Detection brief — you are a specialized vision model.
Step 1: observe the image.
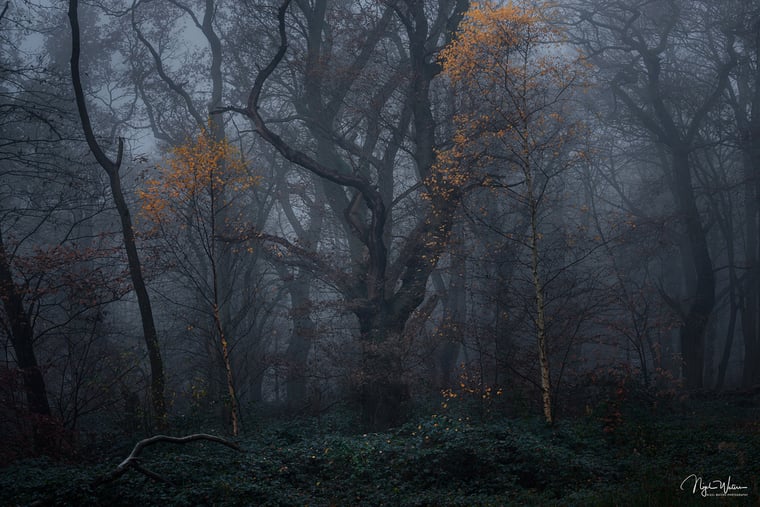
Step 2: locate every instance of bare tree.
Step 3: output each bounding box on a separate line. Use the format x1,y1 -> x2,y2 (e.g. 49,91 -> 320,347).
68,0 -> 167,426
568,0 -> 737,389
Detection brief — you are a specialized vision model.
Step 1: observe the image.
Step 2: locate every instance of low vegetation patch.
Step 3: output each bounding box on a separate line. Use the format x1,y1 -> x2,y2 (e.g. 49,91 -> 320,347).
2,400 -> 758,506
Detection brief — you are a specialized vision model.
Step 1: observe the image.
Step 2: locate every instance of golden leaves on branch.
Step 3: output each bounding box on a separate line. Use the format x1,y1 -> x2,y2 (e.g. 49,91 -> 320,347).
439,1 -> 550,87
138,126 -> 258,235
429,0 -> 588,199
427,2 -> 546,200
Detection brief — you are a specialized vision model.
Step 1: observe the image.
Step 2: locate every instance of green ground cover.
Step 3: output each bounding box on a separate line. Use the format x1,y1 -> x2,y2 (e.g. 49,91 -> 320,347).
2,400 -> 758,506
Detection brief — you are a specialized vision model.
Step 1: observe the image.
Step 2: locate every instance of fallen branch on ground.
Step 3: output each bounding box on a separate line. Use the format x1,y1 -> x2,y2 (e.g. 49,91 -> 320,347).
91,433 -> 240,488
29,434 -> 240,506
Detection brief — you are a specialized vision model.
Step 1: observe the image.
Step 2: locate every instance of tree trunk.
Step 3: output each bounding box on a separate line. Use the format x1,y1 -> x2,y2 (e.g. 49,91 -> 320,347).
284,278 -> 315,409
0,252 -> 49,419
741,55 -> 760,387
432,266 -> 464,390
107,169 -> 168,426
447,229 -> 467,388
212,304 -> 239,436
208,167 -> 240,436
69,0 -> 166,426
356,311 -> 409,431
672,148 -> 716,390
716,277 -> 739,389
239,0 -> 467,430
741,204 -> 760,386
0,234 -> 52,451
526,170 -> 553,425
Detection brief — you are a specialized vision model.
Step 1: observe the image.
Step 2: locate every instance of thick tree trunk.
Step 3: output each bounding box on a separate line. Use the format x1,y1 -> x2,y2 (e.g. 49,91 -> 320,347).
356,311 -> 410,431
672,149 -> 716,390
284,279 -> 315,409
716,284 -> 738,390
432,264 -> 464,390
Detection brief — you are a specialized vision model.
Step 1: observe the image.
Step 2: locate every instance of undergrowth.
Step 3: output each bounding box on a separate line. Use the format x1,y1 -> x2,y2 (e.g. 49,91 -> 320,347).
1,399 -> 758,506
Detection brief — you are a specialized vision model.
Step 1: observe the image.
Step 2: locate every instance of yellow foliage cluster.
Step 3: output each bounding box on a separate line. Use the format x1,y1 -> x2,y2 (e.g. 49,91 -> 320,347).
439,1 -> 551,87
429,2 -> 547,199
138,128 -> 258,231
427,0 -> 587,198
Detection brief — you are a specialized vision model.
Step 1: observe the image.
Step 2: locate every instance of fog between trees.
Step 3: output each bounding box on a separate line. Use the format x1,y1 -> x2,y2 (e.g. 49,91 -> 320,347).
1,0 -> 759,450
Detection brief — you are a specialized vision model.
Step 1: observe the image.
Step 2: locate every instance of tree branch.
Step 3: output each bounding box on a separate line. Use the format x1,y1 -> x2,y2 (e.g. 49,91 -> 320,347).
232,0 -> 389,302
68,0 -> 122,175
91,433 -> 240,488
131,5 -> 206,127
240,0 -> 384,210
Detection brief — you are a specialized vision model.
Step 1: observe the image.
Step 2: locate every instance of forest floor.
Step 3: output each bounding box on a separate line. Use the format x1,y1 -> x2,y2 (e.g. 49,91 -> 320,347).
1,397 -> 758,506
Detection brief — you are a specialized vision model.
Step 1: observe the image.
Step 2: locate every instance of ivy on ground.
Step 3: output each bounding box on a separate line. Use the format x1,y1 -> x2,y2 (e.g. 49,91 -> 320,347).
1,400 -> 758,506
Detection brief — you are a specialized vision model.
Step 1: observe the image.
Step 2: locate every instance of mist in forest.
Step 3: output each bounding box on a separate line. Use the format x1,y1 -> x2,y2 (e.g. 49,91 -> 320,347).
1,0 -> 758,504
